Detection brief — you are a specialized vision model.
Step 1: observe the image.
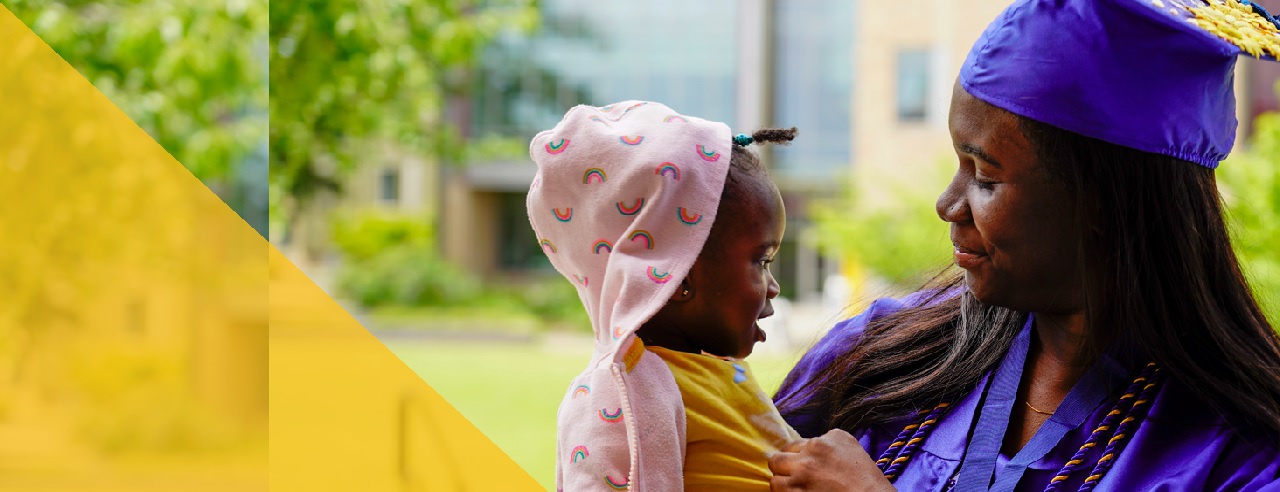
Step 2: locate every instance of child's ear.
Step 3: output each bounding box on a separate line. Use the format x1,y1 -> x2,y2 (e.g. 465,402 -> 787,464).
669,279 -> 693,302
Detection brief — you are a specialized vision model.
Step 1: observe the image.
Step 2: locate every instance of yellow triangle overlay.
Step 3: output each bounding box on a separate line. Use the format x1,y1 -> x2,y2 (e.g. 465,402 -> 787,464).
270,248 -> 541,491
0,5 -> 540,491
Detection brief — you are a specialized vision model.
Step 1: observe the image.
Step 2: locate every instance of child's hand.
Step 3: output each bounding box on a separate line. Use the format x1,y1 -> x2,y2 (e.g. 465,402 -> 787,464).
767,429 -> 895,491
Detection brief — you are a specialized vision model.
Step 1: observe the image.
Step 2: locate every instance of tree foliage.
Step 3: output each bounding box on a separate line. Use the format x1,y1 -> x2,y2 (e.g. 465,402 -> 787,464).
5,0 -> 269,233
1221,109 -> 1280,323
267,0 -> 537,233
813,162 -> 953,289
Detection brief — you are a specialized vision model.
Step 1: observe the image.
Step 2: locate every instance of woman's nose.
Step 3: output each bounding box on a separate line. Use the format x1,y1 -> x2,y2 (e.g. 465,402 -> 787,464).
936,172 -> 970,223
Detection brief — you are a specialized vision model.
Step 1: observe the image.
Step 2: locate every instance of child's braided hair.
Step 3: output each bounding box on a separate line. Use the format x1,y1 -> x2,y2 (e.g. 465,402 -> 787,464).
721,127 -> 797,207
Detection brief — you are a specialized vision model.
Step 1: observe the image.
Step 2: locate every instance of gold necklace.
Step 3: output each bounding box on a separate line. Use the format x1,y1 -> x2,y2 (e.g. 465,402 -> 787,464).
1025,400 -> 1056,415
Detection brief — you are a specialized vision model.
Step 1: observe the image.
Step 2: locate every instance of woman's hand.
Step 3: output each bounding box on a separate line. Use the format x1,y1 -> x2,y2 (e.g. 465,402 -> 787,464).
768,429 -> 895,491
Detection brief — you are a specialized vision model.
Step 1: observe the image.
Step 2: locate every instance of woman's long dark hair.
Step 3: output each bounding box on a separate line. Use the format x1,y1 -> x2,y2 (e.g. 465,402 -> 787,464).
776,116 -> 1280,438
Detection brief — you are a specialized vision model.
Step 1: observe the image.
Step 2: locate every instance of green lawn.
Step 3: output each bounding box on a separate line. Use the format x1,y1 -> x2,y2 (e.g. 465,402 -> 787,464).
386,339 -> 805,490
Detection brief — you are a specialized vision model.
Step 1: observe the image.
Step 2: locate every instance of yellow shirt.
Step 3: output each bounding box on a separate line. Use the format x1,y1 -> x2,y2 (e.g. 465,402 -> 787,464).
647,345 -> 800,491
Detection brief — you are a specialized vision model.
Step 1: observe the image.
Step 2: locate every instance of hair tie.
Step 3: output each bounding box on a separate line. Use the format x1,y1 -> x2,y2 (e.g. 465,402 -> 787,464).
732,134 -> 754,146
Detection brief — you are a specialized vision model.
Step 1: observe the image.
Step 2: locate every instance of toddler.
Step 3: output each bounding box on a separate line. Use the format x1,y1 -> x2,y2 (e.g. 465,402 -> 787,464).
527,101 -> 801,490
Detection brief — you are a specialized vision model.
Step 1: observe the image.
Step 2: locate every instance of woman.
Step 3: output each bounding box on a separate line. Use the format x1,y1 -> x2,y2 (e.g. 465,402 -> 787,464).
769,1 -> 1280,491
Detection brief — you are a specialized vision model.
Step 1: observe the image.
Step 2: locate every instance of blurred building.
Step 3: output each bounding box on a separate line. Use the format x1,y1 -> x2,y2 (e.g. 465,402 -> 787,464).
850,0 -> 1010,209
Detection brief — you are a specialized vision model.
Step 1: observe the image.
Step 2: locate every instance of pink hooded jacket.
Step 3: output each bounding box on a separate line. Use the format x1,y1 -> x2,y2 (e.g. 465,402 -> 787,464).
527,101 -> 732,491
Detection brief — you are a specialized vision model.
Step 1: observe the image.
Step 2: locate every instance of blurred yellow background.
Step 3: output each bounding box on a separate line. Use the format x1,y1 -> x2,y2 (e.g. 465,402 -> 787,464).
0,5 -> 265,489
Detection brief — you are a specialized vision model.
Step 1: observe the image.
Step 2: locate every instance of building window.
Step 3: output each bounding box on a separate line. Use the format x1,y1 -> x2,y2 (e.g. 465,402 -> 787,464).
772,0 -> 854,179
497,192 -> 550,271
897,50 -> 931,122
468,0 -> 739,143
379,168 -> 400,204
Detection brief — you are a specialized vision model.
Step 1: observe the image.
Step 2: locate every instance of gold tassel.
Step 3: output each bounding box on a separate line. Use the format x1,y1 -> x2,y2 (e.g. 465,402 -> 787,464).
1185,0 -> 1280,59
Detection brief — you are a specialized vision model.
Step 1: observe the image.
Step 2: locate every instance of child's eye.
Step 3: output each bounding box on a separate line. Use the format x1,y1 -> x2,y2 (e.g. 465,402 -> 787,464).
759,259 -> 774,269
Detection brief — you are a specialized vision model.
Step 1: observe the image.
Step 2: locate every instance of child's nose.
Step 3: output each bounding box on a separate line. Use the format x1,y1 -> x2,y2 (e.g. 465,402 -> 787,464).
766,271 -> 780,299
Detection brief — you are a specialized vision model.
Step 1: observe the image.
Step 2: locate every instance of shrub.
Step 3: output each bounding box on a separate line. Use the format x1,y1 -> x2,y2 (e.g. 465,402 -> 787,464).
812,160 -> 952,289
336,244 -> 483,307
330,209 -> 433,263
510,277 -> 590,331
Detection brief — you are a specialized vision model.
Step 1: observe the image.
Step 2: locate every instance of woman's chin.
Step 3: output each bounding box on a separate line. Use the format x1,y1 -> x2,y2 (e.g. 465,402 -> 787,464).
963,273 -> 999,306
963,272 -> 981,295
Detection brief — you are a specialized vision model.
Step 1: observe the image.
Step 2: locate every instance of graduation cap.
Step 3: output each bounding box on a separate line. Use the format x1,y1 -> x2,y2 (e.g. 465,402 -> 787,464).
960,0 -> 1280,168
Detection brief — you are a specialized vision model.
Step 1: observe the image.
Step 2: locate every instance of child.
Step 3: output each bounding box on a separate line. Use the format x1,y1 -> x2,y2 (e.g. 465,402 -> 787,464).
527,100 -> 801,491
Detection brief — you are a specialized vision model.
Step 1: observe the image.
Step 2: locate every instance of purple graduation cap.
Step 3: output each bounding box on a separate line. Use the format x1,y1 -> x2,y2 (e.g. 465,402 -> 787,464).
961,0 -> 1280,168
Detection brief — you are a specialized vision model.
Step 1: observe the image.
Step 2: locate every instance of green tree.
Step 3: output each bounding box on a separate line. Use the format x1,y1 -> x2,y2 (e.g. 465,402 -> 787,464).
267,0 -> 536,240
813,163 -> 953,289
1220,109 -> 1280,323
5,0 -> 269,234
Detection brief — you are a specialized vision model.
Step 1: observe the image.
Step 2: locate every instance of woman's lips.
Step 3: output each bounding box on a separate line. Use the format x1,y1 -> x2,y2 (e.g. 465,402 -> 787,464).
953,245 -> 988,269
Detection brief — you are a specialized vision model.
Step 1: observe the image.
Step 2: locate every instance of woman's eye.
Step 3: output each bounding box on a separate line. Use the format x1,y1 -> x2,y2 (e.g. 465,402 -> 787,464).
974,172 -> 998,190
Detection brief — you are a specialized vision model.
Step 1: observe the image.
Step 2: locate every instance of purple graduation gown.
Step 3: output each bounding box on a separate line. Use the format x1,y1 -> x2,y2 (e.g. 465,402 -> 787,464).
775,297 -> 1280,491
